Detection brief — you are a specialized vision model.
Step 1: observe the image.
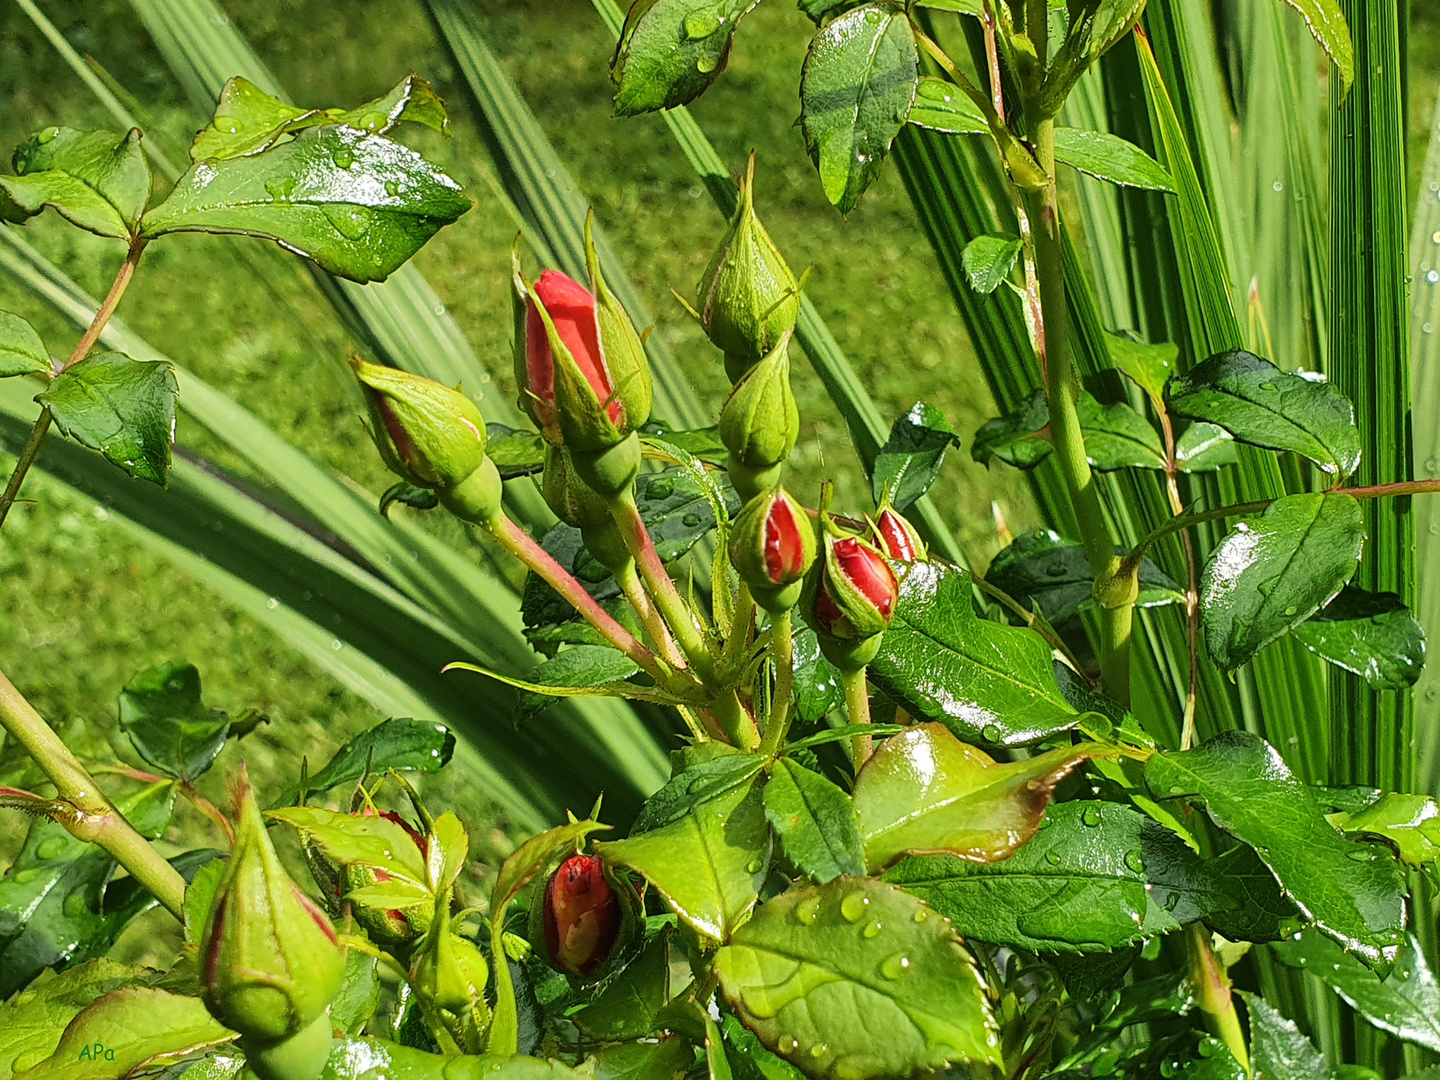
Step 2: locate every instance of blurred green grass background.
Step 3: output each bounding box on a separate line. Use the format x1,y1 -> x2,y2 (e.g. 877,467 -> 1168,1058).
0,0 -> 1437,864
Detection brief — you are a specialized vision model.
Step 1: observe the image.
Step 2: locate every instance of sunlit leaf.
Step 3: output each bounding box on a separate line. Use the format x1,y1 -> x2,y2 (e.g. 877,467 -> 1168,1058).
1292,587 -> 1426,691
763,759 -> 865,883
870,403 -> 959,510
0,310 -> 50,377
117,661 -> 229,781
611,0 -> 760,116
37,352 -> 178,485
0,127 -> 150,239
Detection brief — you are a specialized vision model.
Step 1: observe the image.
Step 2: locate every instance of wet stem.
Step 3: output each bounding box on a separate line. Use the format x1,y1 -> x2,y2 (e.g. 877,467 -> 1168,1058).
0,235 -> 148,533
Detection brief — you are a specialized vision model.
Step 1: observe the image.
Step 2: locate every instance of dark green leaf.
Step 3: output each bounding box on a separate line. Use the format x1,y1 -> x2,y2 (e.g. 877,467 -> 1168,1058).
790,627 -> 842,724
1292,587 -> 1426,691
1105,331 -> 1177,400
971,389 -> 1052,469
274,716 -> 456,806
1238,991 -> 1335,1080
1048,948 -> 1140,1001
640,421 -> 728,466
960,235 -> 1021,295
1272,932 -> 1439,1053
1201,844 -> 1299,943
379,481 -> 440,517
714,878 -> 999,1076
1076,393 -> 1166,470
1174,422 -> 1238,473
191,75 -> 448,162
598,760 -> 768,941
0,310 -> 49,378
853,724 -> 1110,870
1330,794 -> 1440,873
141,125 -> 470,284
763,759 -> 866,883
871,403 -> 959,510
486,424 -> 547,479
591,1037 -> 696,1080
1146,732 -> 1407,968
800,3 -> 919,214
0,127 -> 150,238
117,662 -> 228,781
572,930 -> 672,1040
1200,493 -> 1366,670
610,0 -> 758,116
1165,350 -> 1362,478
906,76 -> 986,135
516,646 -> 641,722
1053,128 -> 1174,191
884,800 -> 1236,953
987,529 -> 1183,623
867,560 -> 1082,745
37,352 -> 178,485
721,1012 -> 803,1080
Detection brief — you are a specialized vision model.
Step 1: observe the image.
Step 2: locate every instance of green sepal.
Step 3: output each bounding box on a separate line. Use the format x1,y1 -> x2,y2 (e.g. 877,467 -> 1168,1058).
572,432 -> 642,500
543,443 -> 632,574
511,240 -> 559,444
719,331 -> 798,498
350,356 -> 488,492
728,487 -> 816,614
585,211 -> 653,433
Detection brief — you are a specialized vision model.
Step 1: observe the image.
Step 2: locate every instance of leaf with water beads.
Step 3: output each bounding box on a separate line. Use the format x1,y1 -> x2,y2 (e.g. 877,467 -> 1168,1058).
611,0 -> 761,116
714,877 -> 999,1079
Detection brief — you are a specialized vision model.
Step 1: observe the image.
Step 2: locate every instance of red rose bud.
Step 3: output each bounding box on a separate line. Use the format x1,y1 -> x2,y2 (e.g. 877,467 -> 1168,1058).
801,524 -> 899,670
543,854 -> 621,975
719,331 -> 799,502
350,356 -> 501,527
512,216 -> 652,459
200,774 -> 344,1080
696,153 -> 800,382
729,487 -> 816,613
873,506 -> 926,563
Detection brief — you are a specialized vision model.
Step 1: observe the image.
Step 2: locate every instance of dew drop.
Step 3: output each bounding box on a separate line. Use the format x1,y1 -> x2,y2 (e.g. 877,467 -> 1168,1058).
809,1044 -> 828,1059
264,175 -> 297,202
333,148 -> 356,169
12,868 -> 40,884
36,126 -> 59,144
63,890 -> 89,917
384,180 -> 400,197
796,895 -> 822,925
683,10 -> 721,39
324,204 -> 374,241
1081,804 -> 1103,827
840,891 -> 870,923
1123,849 -> 1145,874
913,908 -> 928,923
1044,851 -> 1062,866
981,724 -> 1002,743
696,55 -> 719,74
863,919 -> 883,939
645,477 -> 675,500
880,953 -> 910,978
746,858 -> 764,874
683,512 -> 703,528
267,596 -> 280,610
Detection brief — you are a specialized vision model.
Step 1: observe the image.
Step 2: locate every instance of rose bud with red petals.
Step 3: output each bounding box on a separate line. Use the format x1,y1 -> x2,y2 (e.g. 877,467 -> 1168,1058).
873,505 -> 927,563
729,487 -> 816,613
802,515 -> 899,671
542,854 -> 622,976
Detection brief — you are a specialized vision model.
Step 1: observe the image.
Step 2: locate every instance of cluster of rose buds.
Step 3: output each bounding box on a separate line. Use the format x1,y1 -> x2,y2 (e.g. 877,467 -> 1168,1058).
199,779 -> 345,1080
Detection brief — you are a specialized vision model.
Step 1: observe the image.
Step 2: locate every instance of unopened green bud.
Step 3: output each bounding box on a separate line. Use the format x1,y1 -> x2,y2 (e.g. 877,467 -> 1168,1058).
729,488 -> 816,613
543,444 -> 632,573
696,153 -> 799,381
351,356 -> 501,526
412,931 -> 490,1015
719,331 -> 799,502
572,431 -> 642,501
200,774 -> 344,1077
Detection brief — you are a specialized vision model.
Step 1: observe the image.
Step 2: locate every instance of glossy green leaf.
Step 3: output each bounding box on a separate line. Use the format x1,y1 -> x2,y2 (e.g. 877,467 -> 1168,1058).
714,877 -> 1000,1077
591,1038 -> 695,1080
141,125 -> 469,284
1164,350 -> 1362,477
884,801 -> 1237,953
1200,493 -> 1366,670
0,310 -> 49,377
182,858 -> 226,946
800,3 -> 919,214
720,1012 -> 803,1080
1272,932 -> 1439,1053
572,930 -> 672,1040
853,724 -> 1111,870
597,762 -> 768,940
332,948 -> 381,1036
0,960 -> 157,1080
960,235 -> 1021,295
191,74 -> 448,161
1330,794 -> 1440,873
870,403 -> 959,511
985,529 -> 1183,623
632,755 -> 766,833
1292,587 -> 1426,690
1237,992 -> 1335,1080
486,424 -> 547,479
867,561 -> 1081,745
640,422 -> 727,467
0,127 -> 149,238
1174,422 -> 1238,473
790,628 -> 842,724
516,646 -> 641,722
117,661 -> 229,781
1053,128 -> 1174,191
1076,392 -> 1166,470
610,0 -> 758,116
971,389 -> 1052,469
12,988 -> 232,1080
705,1015 -> 732,1080
1105,332 -> 1178,401
1278,0 -> 1354,92
36,351 -> 177,485
906,76 -> 986,135
274,716 -> 456,806
1146,732 -> 1407,968
316,1040 -> 596,1079
763,759 -> 866,883
1201,844 -> 1299,943
267,805 -> 428,885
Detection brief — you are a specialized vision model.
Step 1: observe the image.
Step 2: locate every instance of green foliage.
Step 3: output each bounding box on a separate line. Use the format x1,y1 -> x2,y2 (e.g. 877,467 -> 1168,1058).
0,311 -> 50,378
610,0 -> 758,116
986,529 -> 1182,623
118,662 -> 229,780
763,758 -> 866,883
273,717 -> 457,806
37,352 -> 178,485
0,127 -> 150,240
869,403 -> 958,511
1292,587 -> 1426,691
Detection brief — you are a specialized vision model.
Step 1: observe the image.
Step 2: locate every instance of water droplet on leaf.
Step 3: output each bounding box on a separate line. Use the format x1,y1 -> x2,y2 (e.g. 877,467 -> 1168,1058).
840,891 -> 869,923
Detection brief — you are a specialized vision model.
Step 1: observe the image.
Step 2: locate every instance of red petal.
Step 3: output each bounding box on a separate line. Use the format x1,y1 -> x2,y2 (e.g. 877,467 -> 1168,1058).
533,270 -> 621,424
834,537 -> 898,617
814,578 -> 845,635
544,854 -> 620,974
764,498 -> 806,582
876,510 -> 917,562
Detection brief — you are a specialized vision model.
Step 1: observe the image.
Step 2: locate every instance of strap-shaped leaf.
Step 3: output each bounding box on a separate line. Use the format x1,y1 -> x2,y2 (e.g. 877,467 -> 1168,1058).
36,351 -> 178,485
1291,587 -> 1426,691
0,127 -> 150,239
800,2 -> 918,214
852,723 -> 1111,871
0,310 -> 50,377
867,560 -> 1081,746
141,125 -> 470,284
714,878 -> 1000,1077
1146,731 -> 1407,969
885,801 -> 1238,953
1200,492 -> 1366,670
610,0 -> 760,116
1165,349 -> 1362,478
